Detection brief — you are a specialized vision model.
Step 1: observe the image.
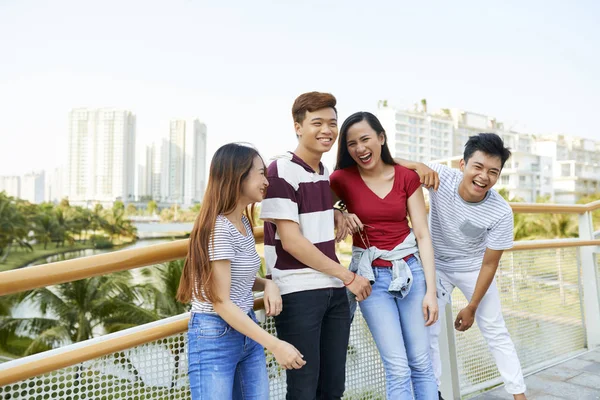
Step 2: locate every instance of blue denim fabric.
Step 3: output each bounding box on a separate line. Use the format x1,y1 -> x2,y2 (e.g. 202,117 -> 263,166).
358,256 -> 437,399
187,310 -> 269,400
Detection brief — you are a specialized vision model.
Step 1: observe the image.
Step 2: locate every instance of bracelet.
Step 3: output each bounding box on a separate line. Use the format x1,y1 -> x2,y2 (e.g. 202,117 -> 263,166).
343,272 -> 356,287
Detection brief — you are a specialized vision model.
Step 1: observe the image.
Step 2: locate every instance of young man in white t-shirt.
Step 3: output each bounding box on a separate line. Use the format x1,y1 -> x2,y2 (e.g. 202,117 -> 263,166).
397,133 -> 527,400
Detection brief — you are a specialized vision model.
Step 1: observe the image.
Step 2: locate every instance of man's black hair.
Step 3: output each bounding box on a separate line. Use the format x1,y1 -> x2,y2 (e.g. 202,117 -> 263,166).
464,133 -> 511,169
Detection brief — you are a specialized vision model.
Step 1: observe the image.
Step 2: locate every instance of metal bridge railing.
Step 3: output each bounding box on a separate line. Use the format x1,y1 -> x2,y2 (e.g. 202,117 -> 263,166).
1,201 -> 599,399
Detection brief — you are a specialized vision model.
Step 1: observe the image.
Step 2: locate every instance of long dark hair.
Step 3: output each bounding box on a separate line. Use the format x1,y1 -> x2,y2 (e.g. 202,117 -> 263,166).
335,111 -> 396,170
176,143 -> 264,304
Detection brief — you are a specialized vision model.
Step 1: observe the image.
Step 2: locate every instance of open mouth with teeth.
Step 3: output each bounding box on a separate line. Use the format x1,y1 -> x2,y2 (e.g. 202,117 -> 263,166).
317,137 -> 333,145
472,181 -> 488,191
358,153 -> 372,164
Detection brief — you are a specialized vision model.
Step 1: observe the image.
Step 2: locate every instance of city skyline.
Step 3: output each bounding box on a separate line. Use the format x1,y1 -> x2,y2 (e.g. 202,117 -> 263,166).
1,1 -> 599,176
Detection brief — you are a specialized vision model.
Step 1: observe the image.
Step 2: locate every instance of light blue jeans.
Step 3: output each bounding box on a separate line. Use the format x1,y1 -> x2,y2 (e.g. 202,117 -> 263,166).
359,256 -> 437,399
187,310 -> 269,399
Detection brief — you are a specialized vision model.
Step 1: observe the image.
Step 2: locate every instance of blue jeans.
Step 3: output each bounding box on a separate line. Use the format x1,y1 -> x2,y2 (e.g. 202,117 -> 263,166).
187,310 -> 269,400
359,256 -> 437,399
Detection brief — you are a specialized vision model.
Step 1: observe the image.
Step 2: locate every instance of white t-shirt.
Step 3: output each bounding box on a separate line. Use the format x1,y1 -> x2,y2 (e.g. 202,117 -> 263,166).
427,163 -> 514,272
191,215 -> 260,314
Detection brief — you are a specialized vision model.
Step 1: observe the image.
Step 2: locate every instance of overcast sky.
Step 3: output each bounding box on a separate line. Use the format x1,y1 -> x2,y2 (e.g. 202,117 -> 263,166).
1,0 -> 599,175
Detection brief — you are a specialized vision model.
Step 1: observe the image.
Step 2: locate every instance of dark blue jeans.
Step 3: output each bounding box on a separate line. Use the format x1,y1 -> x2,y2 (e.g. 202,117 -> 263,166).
275,287 -> 351,400
187,310 -> 269,399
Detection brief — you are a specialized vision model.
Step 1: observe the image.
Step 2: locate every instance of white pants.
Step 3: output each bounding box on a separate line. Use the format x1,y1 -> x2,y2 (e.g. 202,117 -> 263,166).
429,269 -> 526,395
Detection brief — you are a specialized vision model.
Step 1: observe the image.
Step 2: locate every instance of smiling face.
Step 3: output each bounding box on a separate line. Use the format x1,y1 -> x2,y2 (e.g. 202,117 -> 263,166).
458,150 -> 502,202
345,119 -> 385,171
295,107 -> 338,155
240,155 -> 269,204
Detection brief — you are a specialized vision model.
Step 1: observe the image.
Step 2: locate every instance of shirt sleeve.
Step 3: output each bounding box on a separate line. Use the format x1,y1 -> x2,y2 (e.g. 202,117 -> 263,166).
259,162 -> 300,224
426,162 -> 461,191
486,211 -> 514,251
208,216 -> 235,261
329,170 -> 345,201
403,168 -> 422,198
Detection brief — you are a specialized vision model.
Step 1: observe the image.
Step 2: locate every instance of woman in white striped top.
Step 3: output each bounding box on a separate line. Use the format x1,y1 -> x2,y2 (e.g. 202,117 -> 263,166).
177,143 -> 305,400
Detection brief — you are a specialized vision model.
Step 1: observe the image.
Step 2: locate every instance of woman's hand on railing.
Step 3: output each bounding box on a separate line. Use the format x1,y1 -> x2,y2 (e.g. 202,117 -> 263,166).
423,291 -> 439,326
263,280 -> 283,317
270,339 -> 306,370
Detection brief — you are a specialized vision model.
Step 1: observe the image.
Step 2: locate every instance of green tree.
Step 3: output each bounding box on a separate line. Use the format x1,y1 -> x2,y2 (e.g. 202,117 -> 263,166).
527,195 -> 578,239
126,203 -> 138,216
578,192 -> 600,231
0,272 -> 139,356
0,192 -> 31,263
32,211 -> 56,250
102,206 -> 137,240
147,200 -> 158,216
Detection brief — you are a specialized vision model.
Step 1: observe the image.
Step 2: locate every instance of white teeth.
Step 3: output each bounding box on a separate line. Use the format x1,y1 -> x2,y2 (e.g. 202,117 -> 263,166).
473,181 -> 486,188
359,153 -> 371,160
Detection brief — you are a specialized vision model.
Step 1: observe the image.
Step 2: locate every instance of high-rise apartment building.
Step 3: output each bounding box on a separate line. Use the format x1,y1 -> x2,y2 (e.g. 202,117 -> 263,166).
21,171 -> 45,204
0,176 -> 20,198
146,119 -> 207,205
533,135 -> 600,203
66,108 -> 136,205
377,102 -> 600,203
377,105 -> 453,163
44,167 -> 64,203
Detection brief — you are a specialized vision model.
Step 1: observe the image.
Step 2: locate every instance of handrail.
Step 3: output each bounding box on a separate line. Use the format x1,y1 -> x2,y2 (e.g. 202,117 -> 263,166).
0,227 -> 264,297
509,238 -> 600,251
586,199 -> 600,212
508,199 -> 600,214
0,236 -> 598,386
1,229 -> 599,297
0,298 -> 266,387
509,202 -> 587,214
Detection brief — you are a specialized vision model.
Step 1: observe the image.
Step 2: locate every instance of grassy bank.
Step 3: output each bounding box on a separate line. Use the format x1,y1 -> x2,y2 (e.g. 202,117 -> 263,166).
0,237 -> 137,272
0,243 -> 94,272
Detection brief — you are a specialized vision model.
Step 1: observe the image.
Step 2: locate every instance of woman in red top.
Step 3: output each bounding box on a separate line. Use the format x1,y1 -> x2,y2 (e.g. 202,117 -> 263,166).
330,112 -> 438,399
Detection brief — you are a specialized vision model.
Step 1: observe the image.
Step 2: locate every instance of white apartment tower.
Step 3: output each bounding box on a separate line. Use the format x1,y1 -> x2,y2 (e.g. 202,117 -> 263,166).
45,167 -> 64,203
376,104 -> 453,163
66,108 -> 136,205
0,176 -> 20,198
21,171 -> 45,204
150,119 -> 207,205
378,102 -> 556,203
533,135 -> 600,203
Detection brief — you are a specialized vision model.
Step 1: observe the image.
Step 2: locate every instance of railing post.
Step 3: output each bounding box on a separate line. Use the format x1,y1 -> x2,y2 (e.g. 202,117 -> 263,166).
578,211 -> 600,348
439,302 -> 461,400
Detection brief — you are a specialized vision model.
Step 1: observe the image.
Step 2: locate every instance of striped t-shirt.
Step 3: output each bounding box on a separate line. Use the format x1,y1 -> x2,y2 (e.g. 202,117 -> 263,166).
260,152 -> 343,295
427,163 -> 514,272
191,214 -> 260,314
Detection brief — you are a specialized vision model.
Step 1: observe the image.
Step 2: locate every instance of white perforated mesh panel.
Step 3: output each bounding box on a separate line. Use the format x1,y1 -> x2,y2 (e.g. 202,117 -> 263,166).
453,248 -> 586,396
0,248 -> 592,399
0,309 -> 384,400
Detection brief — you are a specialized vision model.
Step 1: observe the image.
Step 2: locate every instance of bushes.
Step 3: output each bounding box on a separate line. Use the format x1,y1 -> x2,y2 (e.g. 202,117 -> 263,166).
90,235 -> 114,249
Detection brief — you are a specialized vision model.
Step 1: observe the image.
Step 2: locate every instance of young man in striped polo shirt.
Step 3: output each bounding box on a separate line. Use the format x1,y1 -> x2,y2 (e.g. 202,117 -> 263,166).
260,92 -> 371,400
398,133 -> 527,400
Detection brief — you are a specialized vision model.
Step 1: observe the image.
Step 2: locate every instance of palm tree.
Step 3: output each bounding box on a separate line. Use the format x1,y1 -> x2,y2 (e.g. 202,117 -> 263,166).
51,207 -> 73,248
32,212 -> 56,250
101,206 -> 131,240
0,272 -> 140,356
0,192 -> 31,263
105,260 -> 187,330
105,260 -> 187,388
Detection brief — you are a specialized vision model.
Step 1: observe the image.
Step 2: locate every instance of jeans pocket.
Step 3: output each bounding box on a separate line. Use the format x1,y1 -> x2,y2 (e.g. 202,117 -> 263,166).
193,314 -> 231,338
